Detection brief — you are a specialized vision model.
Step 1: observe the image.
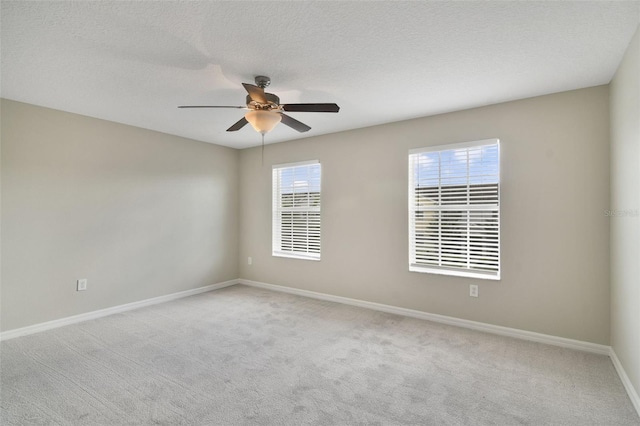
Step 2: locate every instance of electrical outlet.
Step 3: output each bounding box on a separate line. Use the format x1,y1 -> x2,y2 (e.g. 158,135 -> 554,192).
248,257 -> 252,265
469,284 -> 478,297
77,279 -> 87,291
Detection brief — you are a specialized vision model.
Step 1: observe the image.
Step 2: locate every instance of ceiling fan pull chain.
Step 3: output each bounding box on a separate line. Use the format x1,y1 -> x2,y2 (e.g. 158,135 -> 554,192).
261,133 -> 265,167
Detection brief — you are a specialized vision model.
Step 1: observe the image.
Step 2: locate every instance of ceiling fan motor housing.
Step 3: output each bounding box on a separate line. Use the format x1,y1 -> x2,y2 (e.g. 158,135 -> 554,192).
246,93 -> 280,110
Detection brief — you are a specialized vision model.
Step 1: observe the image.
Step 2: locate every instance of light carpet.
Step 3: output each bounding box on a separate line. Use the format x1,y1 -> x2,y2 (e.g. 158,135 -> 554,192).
1,284 -> 638,425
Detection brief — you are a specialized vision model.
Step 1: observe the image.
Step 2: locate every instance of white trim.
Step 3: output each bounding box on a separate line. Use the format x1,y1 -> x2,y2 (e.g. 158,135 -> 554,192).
408,139 -> 501,279
610,348 -> 640,417
409,138 -> 499,154
239,278 -> 610,356
272,161 -> 322,259
410,264 -> 500,280
3,277 -> 637,416
0,279 -> 239,341
273,252 -> 321,261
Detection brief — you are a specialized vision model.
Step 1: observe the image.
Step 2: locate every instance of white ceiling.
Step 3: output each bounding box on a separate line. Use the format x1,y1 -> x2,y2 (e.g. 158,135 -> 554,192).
2,1 -> 639,149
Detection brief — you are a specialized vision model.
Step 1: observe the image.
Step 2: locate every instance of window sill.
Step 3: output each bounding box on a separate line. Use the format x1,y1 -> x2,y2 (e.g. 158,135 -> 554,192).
273,252 -> 321,261
410,265 -> 500,281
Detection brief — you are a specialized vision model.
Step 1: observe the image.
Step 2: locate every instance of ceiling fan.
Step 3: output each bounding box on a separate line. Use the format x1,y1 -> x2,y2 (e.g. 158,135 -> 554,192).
179,76 -> 340,135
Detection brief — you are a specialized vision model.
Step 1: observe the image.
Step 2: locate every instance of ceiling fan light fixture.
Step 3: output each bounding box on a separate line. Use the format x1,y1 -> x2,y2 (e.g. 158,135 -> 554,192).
245,110 -> 281,134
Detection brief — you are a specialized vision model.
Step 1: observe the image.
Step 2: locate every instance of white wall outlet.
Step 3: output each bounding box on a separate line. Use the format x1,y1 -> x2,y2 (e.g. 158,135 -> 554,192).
77,279 -> 87,291
469,284 -> 478,297
248,257 -> 252,265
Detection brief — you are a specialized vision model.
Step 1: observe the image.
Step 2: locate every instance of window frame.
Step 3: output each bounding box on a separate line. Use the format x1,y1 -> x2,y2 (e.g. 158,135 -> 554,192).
408,138 -> 501,280
272,160 -> 322,261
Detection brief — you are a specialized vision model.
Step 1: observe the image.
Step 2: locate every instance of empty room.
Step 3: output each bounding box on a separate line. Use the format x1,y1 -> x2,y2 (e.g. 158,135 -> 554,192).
1,1 -> 639,425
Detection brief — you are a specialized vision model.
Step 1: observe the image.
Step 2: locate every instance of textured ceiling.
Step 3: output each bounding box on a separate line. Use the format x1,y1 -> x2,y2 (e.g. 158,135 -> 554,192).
2,1 -> 639,149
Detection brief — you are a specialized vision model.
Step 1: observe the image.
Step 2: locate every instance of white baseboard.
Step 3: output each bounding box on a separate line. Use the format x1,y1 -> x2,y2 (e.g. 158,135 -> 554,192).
610,348 -> 640,417
4,277 -> 636,418
240,279 -> 640,414
239,279 -> 610,356
0,279 -> 239,341
1,278 -> 612,356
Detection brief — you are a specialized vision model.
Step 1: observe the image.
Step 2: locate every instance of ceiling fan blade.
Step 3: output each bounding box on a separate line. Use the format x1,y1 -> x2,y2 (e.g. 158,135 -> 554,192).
242,83 -> 268,104
226,117 -> 249,132
280,113 -> 311,133
178,105 -> 245,109
282,103 -> 340,113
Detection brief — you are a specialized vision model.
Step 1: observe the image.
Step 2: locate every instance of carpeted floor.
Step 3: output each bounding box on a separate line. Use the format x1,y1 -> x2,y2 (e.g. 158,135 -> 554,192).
1,284 -> 638,425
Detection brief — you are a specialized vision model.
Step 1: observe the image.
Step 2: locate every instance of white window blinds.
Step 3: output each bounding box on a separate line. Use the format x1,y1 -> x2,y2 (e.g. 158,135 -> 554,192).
272,161 -> 321,260
409,139 -> 500,279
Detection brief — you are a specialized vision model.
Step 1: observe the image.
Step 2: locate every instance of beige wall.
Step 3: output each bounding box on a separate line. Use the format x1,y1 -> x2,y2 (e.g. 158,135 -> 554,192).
610,26 -> 640,398
0,86 -> 615,347
239,86 -> 611,344
1,99 -> 239,331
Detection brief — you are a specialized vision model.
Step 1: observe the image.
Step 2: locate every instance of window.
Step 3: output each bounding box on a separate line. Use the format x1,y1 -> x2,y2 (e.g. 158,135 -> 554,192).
272,161 -> 321,260
409,139 -> 500,280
